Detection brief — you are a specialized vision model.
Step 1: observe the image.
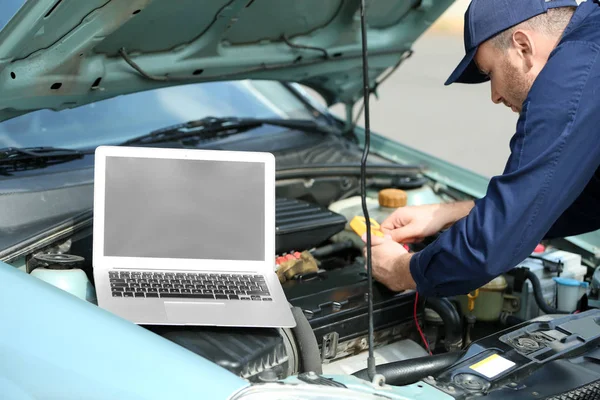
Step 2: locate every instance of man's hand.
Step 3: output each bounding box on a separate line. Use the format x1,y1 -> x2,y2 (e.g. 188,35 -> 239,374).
380,201 -> 475,243
361,233 -> 416,292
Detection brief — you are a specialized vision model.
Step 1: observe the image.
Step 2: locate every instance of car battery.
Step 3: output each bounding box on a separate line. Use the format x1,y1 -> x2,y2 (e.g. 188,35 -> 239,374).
507,250 -> 587,320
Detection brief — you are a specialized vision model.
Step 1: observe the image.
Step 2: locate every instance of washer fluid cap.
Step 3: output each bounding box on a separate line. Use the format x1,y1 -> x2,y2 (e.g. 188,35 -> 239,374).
378,188 -> 407,208
553,277 -> 589,288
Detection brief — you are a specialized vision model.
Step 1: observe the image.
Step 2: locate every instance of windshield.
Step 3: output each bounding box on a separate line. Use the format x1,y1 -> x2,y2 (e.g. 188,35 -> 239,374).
0,80 -> 314,149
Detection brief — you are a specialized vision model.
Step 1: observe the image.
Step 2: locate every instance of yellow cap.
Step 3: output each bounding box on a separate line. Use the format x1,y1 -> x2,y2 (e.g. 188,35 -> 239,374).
378,189 -> 407,208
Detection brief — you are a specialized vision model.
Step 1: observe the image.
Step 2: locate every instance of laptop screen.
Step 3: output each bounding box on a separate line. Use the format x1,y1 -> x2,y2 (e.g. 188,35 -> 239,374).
102,155 -> 265,261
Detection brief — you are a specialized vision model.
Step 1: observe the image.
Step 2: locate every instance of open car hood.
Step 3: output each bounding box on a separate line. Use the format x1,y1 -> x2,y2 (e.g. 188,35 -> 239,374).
0,0 -> 453,122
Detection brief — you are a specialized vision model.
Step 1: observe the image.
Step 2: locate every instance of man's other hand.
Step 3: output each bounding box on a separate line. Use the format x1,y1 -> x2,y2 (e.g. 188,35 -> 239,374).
361,233 -> 416,292
380,201 -> 475,243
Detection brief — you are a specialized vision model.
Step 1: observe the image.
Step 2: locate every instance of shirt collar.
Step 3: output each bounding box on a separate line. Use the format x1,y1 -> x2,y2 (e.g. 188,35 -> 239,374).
561,0 -> 599,38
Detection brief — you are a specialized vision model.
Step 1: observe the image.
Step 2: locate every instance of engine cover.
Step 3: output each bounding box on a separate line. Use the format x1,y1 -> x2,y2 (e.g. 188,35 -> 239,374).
275,197 -> 346,254
426,309 -> 600,399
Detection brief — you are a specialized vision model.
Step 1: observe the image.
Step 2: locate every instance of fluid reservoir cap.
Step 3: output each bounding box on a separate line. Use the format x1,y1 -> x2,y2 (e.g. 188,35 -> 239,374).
481,275 -> 507,292
552,277 -> 589,288
378,188 -> 407,208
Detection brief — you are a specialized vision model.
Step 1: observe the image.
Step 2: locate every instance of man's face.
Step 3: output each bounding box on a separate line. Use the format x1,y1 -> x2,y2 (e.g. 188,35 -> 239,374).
474,40 -> 539,114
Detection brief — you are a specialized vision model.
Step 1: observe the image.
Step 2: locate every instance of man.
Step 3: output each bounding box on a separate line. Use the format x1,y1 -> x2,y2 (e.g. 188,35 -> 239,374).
365,0 -> 600,298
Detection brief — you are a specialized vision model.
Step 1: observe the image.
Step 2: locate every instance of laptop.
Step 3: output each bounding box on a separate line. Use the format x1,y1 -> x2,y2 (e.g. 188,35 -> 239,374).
92,145 -> 296,328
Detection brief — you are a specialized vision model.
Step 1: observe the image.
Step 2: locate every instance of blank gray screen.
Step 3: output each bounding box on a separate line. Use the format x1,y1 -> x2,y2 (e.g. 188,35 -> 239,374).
103,156 -> 265,260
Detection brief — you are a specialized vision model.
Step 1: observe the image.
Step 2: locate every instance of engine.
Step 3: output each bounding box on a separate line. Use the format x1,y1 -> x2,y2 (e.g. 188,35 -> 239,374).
143,189 -> 434,383
19,173 -> 596,389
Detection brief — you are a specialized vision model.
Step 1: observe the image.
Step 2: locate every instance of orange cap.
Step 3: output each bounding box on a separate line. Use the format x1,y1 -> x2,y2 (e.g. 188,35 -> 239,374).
378,188 -> 407,208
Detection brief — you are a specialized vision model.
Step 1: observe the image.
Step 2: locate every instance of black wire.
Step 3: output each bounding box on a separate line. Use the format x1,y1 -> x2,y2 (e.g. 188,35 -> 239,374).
359,0 -> 376,382
352,50 -> 413,127
282,35 -> 329,59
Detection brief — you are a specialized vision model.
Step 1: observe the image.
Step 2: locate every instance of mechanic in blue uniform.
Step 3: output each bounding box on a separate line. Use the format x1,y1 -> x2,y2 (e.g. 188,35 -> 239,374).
366,0 -> 600,297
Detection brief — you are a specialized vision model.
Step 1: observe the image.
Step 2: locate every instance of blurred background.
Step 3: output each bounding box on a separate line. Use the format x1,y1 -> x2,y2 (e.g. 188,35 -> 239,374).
331,0 -> 519,179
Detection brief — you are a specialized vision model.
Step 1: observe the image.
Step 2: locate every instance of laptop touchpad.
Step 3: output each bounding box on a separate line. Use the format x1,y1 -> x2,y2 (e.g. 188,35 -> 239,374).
164,301 -> 225,322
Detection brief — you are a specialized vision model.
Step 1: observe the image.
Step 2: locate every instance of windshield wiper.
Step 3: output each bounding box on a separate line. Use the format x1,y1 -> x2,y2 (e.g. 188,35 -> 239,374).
0,147 -> 91,174
121,116 -> 336,146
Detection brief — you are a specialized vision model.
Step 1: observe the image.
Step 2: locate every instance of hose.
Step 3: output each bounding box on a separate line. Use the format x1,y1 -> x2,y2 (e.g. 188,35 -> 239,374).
353,351 -> 466,386
425,297 -> 463,352
310,240 -> 354,259
290,306 -> 322,374
499,313 -> 525,327
525,270 -> 569,315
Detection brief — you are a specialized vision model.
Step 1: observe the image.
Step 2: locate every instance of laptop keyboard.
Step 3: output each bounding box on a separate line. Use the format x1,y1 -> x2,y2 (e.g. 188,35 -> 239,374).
109,271 -> 272,301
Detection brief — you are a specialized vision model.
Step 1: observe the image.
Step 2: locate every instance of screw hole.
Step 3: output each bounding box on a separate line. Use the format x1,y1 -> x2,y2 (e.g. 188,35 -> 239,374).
193,69 -> 204,75
51,82 -> 62,90
417,384 -> 423,388
332,52 -> 342,58
294,56 -> 303,63
10,72 -> 16,79
91,77 -> 102,89
132,9 -> 141,14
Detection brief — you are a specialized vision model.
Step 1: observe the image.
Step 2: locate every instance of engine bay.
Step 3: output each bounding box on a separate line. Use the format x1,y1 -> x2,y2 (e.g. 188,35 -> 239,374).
9,158 -> 600,398
2,128 -> 599,398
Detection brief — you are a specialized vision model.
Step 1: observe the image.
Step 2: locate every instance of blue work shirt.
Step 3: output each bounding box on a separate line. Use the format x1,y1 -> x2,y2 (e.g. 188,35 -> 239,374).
410,0 -> 600,298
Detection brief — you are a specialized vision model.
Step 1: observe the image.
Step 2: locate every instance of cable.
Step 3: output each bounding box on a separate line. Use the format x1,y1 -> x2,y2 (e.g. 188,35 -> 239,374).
351,50 -> 413,127
414,292 -> 433,355
282,35 -> 329,59
358,0 -> 377,382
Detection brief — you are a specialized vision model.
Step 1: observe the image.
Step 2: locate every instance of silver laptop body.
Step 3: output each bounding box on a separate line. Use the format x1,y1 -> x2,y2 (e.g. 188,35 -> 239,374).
92,145 -> 296,328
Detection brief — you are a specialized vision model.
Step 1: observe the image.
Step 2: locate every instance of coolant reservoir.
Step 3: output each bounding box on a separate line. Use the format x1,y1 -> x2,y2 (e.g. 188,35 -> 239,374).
370,188 -> 408,224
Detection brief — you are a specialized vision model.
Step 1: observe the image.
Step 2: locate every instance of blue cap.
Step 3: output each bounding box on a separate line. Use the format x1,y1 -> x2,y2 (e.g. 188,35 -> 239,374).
445,0 -> 579,86
552,277 -> 589,288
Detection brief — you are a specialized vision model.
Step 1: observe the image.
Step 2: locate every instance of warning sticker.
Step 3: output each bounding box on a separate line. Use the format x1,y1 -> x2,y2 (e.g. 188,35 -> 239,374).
469,354 -> 515,379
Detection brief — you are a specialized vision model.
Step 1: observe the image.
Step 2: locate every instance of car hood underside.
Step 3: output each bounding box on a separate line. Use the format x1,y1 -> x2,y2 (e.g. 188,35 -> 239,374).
0,0 -> 453,123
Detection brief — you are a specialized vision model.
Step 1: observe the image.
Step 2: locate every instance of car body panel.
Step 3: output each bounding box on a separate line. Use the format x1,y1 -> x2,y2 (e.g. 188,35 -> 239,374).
0,261 -> 248,399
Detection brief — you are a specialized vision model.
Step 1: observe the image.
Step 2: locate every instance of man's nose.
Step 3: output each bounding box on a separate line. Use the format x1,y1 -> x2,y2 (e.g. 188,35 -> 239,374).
491,86 -> 502,104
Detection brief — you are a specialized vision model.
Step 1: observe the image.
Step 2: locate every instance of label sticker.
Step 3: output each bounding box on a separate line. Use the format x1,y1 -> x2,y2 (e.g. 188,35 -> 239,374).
469,354 -> 515,379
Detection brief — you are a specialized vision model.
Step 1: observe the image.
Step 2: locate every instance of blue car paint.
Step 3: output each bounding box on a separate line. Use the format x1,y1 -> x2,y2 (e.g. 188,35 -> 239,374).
0,261 -> 248,399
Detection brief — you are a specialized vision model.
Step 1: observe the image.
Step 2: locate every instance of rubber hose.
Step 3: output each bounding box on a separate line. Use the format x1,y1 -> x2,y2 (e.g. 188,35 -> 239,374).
310,240 -> 354,259
290,306 -> 322,374
525,270 -> 569,315
353,351 -> 466,386
425,297 -> 463,351
502,314 -> 525,327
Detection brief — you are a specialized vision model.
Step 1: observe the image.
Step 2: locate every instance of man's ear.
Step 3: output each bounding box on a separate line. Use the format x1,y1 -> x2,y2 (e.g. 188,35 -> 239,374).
512,30 -> 535,71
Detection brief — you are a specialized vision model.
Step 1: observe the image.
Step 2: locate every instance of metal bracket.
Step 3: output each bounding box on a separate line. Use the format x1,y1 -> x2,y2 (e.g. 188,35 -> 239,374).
512,267 -> 529,293
321,332 -> 339,360
370,373 -> 386,387
503,294 -> 521,313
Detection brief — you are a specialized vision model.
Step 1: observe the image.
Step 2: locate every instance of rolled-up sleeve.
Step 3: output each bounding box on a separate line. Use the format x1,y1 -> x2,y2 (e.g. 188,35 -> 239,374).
410,41 -> 600,297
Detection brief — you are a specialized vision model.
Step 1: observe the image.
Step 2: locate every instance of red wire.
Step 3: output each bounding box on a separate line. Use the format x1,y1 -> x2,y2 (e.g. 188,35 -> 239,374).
414,292 -> 433,355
